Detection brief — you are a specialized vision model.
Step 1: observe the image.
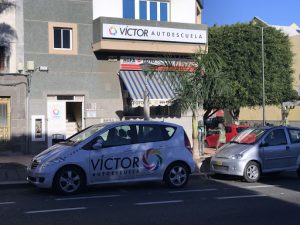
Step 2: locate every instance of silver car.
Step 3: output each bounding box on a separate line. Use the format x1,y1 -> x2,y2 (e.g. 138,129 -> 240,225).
211,126 -> 300,182
27,121 -> 195,194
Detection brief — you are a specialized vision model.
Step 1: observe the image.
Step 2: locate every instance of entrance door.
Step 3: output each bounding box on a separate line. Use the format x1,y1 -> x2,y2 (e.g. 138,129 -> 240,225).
66,102 -> 82,138
47,101 -> 66,147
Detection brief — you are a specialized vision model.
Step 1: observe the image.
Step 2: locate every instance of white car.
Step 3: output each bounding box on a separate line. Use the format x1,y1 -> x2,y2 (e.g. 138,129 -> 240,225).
27,121 -> 195,194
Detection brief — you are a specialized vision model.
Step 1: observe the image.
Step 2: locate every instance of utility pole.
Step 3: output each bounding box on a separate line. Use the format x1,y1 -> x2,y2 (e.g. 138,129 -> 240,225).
261,27 -> 266,126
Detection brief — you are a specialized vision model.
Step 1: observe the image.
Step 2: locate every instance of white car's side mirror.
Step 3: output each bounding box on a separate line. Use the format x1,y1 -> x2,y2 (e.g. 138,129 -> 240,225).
92,137 -> 104,150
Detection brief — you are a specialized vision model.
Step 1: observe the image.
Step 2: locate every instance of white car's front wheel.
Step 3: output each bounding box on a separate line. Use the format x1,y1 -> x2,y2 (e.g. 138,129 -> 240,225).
53,166 -> 85,194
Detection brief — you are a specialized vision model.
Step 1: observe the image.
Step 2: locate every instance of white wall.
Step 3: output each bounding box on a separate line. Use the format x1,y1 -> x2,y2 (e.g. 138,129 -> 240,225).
171,0 -> 196,23
93,0 -> 123,19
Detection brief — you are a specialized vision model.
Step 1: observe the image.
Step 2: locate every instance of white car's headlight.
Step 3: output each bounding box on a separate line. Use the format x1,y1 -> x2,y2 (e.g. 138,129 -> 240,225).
231,153 -> 243,159
41,157 -> 65,168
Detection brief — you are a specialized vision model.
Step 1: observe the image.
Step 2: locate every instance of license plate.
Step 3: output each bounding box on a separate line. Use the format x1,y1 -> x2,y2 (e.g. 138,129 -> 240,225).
215,161 -> 223,166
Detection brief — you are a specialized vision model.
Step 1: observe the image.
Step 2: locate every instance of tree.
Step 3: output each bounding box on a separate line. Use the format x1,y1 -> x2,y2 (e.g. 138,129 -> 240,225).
0,0 -> 17,70
0,0 -> 15,14
157,50 -> 227,160
207,23 -> 298,122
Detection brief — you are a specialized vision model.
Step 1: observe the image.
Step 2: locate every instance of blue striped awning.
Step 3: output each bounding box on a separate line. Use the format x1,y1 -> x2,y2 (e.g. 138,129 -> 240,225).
119,70 -> 179,107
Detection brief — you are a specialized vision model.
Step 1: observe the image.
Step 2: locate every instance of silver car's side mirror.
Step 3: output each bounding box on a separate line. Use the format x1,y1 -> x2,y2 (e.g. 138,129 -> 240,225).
260,141 -> 269,147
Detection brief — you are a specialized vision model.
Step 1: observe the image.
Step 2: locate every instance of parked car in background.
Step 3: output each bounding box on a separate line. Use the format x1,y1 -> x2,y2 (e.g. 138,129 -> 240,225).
205,125 -> 249,148
27,121 -> 195,194
211,126 -> 300,182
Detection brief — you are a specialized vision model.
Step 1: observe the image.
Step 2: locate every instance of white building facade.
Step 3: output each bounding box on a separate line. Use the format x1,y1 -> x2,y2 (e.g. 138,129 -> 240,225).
92,0 -> 207,141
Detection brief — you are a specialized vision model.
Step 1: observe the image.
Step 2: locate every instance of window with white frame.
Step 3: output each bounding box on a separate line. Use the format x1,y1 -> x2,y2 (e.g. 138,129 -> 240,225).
53,27 -> 72,50
48,22 -> 77,55
139,0 -> 169,21
123,0 -> 170,21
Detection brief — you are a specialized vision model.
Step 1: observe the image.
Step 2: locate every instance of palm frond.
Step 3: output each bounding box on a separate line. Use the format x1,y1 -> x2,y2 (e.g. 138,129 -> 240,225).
0,0 -> 15,14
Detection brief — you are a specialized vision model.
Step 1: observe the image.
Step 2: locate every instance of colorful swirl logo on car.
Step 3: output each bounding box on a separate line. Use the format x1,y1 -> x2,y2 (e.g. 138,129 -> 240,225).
142,149 -> 163,171
109,26 -> 117,36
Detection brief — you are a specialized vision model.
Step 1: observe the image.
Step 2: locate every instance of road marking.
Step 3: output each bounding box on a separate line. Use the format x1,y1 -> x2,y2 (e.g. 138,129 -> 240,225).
0,202 -> 16,205
245,185 -> 277,189
25,207 -> 86,214
55,195 -> 120,201
169,188 -> 217,194
216,194 -> 267,200
135,200 -> 183,206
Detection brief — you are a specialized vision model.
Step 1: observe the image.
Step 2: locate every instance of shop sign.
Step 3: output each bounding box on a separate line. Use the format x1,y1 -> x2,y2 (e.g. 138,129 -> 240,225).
103,23 -> 207,44
86,102 -> 97,118
132,99 -> 173,108
120,56 -> 195,70
86,111 -> 97,118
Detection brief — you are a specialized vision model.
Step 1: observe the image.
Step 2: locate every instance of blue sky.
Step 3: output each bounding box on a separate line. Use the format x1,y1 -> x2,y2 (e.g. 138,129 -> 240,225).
202,0 -> 300,27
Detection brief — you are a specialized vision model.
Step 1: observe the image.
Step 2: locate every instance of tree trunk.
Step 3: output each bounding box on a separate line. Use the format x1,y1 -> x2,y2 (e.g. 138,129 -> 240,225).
230,109 -> 240,125
192,110 -> 201,161
198,104 -> 205,156
281,105 -> 290,126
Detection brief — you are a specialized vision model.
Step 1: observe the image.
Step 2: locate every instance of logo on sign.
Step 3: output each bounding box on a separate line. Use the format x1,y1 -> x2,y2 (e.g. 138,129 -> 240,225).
109,26 -> 117,36
52,108 -> 61,119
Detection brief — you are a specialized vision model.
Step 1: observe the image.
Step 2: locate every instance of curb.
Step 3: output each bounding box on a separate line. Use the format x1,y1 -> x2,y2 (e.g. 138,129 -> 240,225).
0,181 -> 30,189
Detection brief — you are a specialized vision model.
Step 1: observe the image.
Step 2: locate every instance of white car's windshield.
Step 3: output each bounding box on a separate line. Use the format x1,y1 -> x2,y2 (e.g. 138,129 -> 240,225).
63,125 -> 104,145
230,128 -> 266,145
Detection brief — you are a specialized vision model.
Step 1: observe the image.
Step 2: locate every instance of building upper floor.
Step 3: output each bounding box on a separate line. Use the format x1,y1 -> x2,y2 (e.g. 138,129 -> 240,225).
92,0 -> 207,55
0,0 -> 94,74
93,0 -> 203,24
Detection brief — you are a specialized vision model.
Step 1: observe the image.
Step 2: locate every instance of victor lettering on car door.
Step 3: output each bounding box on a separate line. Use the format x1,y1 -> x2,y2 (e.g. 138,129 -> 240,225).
89,125 -> 139,183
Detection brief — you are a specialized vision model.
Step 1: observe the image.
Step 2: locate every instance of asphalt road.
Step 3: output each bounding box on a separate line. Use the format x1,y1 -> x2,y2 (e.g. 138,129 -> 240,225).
0,172 -> 299,225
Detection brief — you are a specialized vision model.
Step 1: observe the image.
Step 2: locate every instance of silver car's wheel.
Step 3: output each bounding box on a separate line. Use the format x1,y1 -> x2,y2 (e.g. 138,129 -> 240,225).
54,166 -> 85,194
244,162 -> 260,183
164,163 -> 189,188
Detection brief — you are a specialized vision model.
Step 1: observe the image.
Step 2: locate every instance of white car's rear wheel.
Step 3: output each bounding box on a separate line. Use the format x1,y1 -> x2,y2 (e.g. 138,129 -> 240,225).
164,162 -> 189,188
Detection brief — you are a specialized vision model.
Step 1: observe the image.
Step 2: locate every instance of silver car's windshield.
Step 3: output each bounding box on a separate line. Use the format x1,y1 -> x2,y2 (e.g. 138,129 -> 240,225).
62,125 -> 104,145
230,128 -> 266,145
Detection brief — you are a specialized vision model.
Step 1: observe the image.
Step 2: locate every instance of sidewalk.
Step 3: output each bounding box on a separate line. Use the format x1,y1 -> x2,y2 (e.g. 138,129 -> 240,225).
0,148 -> 216,188
0,154 -> 33,187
